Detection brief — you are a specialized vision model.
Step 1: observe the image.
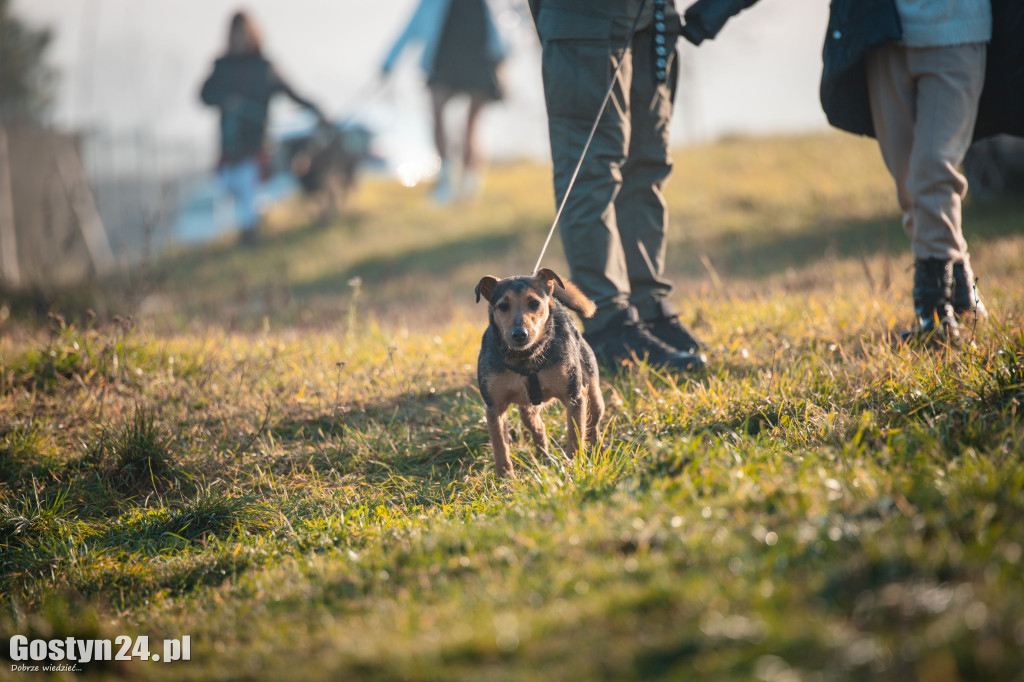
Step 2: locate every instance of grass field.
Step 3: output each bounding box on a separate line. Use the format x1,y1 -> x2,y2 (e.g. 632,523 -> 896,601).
2,132 -> 1023,681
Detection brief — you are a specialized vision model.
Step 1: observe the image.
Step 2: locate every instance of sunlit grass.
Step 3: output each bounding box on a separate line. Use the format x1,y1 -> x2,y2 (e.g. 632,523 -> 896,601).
0,133 -> 1022,680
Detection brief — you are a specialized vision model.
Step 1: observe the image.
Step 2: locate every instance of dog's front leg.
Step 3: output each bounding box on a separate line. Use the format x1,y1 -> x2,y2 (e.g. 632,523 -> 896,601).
486,406 -> 514,478
586,381 -> 604,446
565,395 -> 587,458
519,403 -> 549,457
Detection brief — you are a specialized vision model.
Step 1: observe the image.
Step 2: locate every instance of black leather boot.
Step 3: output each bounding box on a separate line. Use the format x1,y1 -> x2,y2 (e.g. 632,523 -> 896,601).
583,307 -> 705,373
900,258 -> 960,345
952,260 -> 987,320
644,300 -> 704,354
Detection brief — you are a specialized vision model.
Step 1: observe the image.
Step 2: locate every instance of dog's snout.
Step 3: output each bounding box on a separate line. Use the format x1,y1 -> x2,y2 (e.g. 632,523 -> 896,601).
510,328 -> 529,345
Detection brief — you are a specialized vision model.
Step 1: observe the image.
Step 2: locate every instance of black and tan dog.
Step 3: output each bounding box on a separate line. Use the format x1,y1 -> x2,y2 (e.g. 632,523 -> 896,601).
475,268 -> 605,478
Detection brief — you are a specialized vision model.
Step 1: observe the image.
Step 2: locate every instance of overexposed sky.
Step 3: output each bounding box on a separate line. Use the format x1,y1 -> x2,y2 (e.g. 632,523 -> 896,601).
12,0 -> 831,166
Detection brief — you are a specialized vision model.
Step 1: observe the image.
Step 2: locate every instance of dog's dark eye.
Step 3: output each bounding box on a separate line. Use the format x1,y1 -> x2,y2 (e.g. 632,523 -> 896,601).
528,299 -> 542,310
496,301 -> 510,312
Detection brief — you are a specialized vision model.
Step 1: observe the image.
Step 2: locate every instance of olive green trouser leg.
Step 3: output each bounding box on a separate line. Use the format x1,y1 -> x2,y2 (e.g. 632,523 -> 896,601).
618,28 -> 677,322
542,28 -> 677,332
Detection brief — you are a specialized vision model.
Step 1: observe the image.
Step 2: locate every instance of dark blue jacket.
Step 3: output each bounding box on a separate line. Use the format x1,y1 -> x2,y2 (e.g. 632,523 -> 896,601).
683,0 -> 1024,140
819,0 -> 901,137
200,54 -> 320,165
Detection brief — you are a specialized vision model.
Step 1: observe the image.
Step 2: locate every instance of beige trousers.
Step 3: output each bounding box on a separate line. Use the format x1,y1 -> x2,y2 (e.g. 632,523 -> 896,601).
865,41 -> 987,261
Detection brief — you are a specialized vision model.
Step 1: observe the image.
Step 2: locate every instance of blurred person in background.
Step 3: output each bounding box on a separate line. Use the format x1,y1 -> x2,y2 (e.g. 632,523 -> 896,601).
682,0 -> 1024,344
200,10 -> 326,242
382,0 -> 509,204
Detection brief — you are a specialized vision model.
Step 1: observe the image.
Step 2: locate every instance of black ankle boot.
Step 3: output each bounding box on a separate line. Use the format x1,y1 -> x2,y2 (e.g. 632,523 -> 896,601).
952,260 -> 987,320
644,300 -> 704,353
583,307 -> 705,373
900,258 -> 960,344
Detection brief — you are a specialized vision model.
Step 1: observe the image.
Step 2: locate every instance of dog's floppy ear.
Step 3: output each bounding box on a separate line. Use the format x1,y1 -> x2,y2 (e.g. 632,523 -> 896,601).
475,276 -> 499,303
541,269 -> 597,318
535,268 -> 565,295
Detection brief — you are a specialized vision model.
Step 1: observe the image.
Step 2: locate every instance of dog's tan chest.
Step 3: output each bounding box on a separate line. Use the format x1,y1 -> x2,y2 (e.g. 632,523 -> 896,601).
484,366 -> 575,408
484,371 -> 538,407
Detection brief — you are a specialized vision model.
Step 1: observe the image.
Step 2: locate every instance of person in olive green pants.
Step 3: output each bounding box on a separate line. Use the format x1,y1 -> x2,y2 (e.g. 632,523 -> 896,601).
528,0 -> 705,372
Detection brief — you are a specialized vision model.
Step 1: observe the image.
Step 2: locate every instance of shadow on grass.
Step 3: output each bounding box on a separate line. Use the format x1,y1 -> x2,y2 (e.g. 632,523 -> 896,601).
284,194 -> 1023,303
289,228 -> 527,299
73,186 -> 1019,328
266,386 -> 488,483
125,212 -> 536,326
675,194 -> 1024,283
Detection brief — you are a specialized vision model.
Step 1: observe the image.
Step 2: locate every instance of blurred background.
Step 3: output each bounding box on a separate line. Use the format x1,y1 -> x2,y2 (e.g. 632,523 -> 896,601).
2,0 -> 833,285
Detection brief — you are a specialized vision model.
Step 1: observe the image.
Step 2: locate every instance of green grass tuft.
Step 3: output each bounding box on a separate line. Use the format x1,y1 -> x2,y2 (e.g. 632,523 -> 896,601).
97,405 -> 184,494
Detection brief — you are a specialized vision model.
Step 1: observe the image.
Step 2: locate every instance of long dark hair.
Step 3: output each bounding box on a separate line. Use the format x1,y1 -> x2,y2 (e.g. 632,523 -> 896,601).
227,10 -> 262,56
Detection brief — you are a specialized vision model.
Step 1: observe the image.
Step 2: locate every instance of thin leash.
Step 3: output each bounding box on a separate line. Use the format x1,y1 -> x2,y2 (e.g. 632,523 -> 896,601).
531,0 -> 653,275
332,76 -> 388,126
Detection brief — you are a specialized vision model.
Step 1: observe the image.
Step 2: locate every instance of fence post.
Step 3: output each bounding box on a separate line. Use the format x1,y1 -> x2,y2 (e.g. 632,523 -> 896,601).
55,141 -> 115,274
0,124 -> 22,288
